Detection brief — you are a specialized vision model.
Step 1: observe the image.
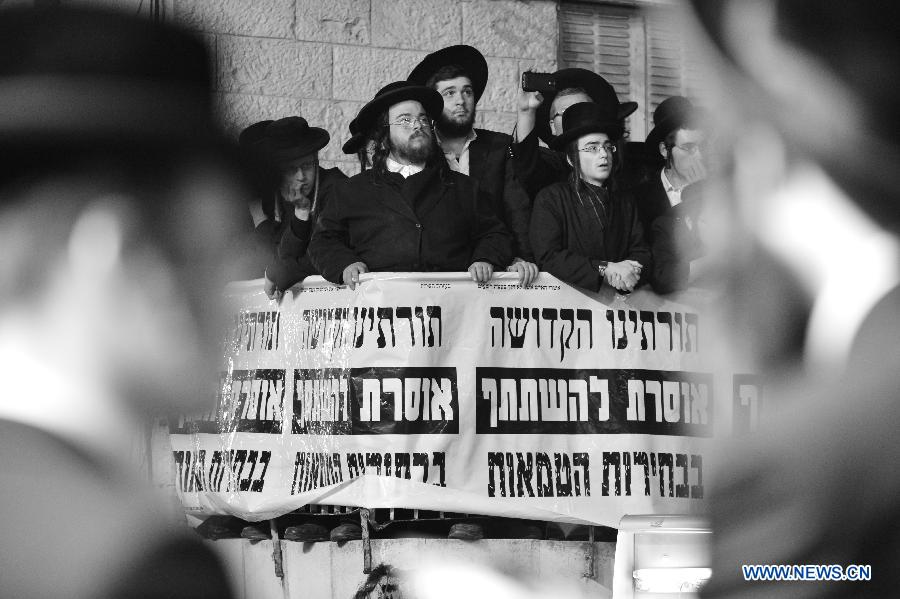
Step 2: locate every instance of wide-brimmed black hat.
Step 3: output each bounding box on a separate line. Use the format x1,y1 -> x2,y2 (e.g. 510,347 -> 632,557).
646,96 -> 703,147
549,102 -> 625,150
347,81 -> 443,151
407,45 -> 489,102
536,68 -> 638,145
341,117 -> 366,155
0,6 -> 223,150
263,116 -> 329,163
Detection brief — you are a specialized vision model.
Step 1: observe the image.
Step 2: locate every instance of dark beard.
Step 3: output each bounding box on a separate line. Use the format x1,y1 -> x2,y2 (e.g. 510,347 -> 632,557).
436,109 -> 476,137
392,130 -> 435,164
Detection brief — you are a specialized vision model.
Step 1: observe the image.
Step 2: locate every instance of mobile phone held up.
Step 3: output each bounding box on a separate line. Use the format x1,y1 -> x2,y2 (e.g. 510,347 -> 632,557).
521,72 -> 556,94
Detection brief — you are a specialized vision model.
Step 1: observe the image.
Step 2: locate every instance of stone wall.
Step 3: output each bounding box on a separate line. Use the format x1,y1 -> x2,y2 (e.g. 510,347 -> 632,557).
172,0 -> 559,174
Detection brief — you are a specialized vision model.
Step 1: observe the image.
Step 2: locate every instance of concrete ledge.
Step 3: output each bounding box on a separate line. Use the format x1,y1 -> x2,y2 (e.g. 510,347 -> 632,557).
208,538 -> 615,599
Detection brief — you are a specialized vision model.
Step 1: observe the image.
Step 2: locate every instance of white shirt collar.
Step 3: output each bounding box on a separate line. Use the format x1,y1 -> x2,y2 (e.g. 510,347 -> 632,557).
661,169 -> 683,208
386,156 -> 425,178
436,129 -> 478,175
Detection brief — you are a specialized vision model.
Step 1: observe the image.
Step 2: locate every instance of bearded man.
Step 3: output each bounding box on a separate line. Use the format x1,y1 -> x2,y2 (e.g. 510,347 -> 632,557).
308,81 -> 512,288
408,45 -> 536,283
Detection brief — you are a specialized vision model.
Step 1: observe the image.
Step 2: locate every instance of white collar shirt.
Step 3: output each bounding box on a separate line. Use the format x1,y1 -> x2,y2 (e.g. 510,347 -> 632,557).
661,169 -> 683,208
436,129 -> 478,175
386,156 -> 425,178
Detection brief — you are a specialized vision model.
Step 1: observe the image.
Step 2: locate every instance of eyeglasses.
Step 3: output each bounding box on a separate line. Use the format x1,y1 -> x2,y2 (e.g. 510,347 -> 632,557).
578,142 -> 616,154
388,116 -> 433,130
670,142 -> 705,154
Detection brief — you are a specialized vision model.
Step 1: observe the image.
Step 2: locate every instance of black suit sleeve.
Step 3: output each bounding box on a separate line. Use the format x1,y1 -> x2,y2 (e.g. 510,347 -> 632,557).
511,129 -> 566,200
469,181 -> 514,270
529,187 -> 603,291
308,180 -> 364,285
501,154 -> 535,260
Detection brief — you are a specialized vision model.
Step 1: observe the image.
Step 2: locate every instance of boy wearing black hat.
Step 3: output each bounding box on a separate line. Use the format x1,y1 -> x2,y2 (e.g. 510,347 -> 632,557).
529,102 -> 650,292
309,82 -> 512,287
513,68 -> 639,200
408,45 -> 537,284
257,116 -> 348,298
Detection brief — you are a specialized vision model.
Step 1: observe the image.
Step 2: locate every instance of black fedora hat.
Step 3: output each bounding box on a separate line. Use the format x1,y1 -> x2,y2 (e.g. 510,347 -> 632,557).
263,116 -> 330,163
646,96 -> 703,147
239,120 -> 273,149
0,6 -> 222,150
407,45 -> 489,102
353,81 -> 444,138
549,102 -> 625,151
341,117 -> 366,155
535,68 -> 638,145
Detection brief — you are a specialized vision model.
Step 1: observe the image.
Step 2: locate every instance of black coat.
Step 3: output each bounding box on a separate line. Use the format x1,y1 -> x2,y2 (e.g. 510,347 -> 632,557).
633,170 -> 672,245
511,128 -> 571,201
650,186 -> 706,294
308,165 -> 513,284
265,166 -> 348,289
466,128 -> 534,260
530,181 -> 651,291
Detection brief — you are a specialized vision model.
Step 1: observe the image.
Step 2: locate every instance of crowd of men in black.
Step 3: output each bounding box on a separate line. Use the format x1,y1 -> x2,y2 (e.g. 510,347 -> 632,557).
239,45 -> 710,298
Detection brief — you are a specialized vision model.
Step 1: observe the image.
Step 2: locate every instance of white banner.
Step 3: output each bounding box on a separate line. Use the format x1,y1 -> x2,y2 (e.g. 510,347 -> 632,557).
169,273 -> 753,526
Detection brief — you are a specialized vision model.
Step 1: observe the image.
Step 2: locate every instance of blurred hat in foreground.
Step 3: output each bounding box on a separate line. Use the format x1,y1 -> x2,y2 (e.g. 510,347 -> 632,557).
688,0 -> 900,228
0,5 -> 222,150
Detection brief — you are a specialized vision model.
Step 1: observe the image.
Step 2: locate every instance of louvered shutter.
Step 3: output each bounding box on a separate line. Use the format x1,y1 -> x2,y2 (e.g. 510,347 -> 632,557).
559,3 -> 644,138
559,1 -> 712,140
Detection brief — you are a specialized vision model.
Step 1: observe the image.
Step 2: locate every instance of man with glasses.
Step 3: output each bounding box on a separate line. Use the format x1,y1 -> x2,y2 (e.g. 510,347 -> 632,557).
309,81 -> 512,288
633,96 -> 708,242
258,116 -> 347,300
513,68 -> 639,200
632,97 -> 709,293
408,45 -> 537,285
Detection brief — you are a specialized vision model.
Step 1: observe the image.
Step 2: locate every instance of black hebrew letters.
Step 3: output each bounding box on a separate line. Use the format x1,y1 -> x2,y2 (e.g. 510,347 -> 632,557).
290,451 -> 447,493
349,367 -> 459,434
292,369 -> 352,435
173,449 -> 271,493
219,369 -> 285,433
231,310 -> 280,352
299,306 -> 442,351
606,309 -> 698,352
489,306 -> 592,360
601,451 -> 703,499
477,367 -> 713,437
487,451 -> 590,498
489,307 -> 699,359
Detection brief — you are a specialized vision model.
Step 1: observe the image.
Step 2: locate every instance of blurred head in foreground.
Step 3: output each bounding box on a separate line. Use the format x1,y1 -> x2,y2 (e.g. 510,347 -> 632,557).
0,5 -> 242,598
0,5 -> 247,433
686,1 -> 900,597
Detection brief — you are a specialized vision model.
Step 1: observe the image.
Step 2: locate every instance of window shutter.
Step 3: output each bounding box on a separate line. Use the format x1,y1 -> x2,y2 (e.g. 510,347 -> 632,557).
559,3 -> 644,137
559,2 -> 712,140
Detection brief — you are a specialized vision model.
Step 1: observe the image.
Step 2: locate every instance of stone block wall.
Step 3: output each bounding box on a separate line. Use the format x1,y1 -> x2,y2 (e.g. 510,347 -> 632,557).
173,0 -> 559,174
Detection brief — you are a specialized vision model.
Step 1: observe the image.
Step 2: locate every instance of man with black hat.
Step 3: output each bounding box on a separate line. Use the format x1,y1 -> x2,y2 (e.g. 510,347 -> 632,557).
408,45 -> 537,284
309,81 -> 512,287
630,97 -> 709,293
633,96 -> 708,243
0,5 -> 239,598
257,116 -> 347,299
513,68 -> 639,200
529,102 -> 650,293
